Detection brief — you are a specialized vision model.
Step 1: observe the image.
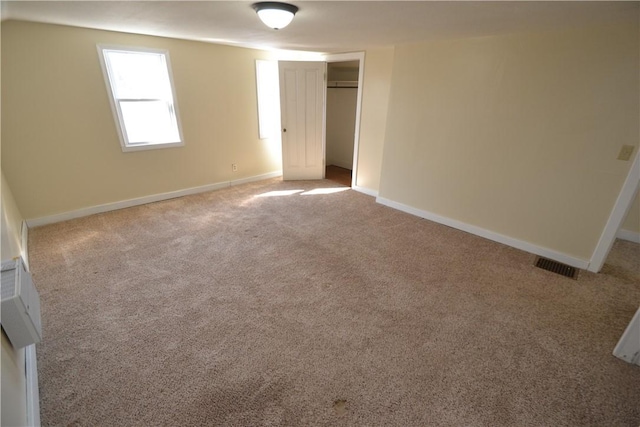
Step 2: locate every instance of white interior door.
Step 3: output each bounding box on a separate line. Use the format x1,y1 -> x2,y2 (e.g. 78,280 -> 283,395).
279,61 -> 326,180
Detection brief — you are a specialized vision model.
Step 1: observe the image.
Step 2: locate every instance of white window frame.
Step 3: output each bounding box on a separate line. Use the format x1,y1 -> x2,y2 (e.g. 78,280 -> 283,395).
97,44 -> 184,152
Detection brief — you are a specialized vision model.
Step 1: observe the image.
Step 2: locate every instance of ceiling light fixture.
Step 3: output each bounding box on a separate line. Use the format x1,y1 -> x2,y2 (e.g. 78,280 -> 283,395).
252,2 -> 299,30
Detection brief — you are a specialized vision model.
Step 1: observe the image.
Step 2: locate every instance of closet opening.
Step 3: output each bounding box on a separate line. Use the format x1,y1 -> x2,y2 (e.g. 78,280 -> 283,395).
325,60 -> 360,187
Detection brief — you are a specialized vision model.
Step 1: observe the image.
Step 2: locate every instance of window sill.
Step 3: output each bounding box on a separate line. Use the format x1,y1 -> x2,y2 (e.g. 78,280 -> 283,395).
121,141 -> 184,153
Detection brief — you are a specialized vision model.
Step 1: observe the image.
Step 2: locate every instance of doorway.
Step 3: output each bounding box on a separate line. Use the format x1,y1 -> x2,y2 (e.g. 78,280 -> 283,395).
325,60 -> 360,187
275,52 -> 365,185
589,149 -> 639,272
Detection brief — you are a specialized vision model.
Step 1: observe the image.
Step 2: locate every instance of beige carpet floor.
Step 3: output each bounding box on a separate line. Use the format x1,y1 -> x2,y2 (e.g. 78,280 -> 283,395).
29,178 -> 640,426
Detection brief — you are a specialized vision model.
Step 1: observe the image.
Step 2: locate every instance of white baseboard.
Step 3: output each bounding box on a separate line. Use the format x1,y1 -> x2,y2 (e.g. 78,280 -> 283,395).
376,196 -> 589,270
616,228 -> 640,244
26,171 -> 282,227
352,185 -> 379,198
230,171 -> 281,187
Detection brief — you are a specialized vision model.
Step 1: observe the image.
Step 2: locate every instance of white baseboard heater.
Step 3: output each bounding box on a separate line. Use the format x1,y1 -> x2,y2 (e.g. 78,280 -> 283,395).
1,257 -> 42,348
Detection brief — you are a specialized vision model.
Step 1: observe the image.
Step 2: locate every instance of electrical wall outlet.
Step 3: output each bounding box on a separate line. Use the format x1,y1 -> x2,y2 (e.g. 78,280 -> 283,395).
617,145 -> 635,161
232,163 -> 238,172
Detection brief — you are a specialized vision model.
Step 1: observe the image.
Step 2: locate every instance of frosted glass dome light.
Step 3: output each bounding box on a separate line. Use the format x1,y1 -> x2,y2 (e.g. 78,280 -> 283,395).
253,2 -> 299,30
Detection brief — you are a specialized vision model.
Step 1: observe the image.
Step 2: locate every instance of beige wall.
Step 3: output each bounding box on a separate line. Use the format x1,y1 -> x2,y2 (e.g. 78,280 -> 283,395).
1,174 -> 28,427
356,47 -> 395,192
621,192 -> 640,234
328,65 -> 359,82
379,22 -> 639,261
2,21 -> 282,220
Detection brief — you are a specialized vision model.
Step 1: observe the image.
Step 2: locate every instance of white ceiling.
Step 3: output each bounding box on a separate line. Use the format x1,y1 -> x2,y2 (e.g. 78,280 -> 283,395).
2,1 -> 638,53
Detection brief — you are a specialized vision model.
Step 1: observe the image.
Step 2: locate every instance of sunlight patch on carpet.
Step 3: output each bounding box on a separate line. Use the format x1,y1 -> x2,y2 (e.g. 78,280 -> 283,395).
301,188 -> 349,196
255,187 -> 348,197
255,189 -> 304,197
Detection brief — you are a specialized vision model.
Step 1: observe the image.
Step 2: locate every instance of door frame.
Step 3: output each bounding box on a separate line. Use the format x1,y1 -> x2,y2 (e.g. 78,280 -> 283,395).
323,52 -> 365,188
589,149 -> 640,272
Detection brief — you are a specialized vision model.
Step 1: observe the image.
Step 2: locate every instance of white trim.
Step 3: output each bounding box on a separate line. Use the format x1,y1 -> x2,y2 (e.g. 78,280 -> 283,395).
25,171 -> 282,227
613,306 -> 640,366
25,344 -> 41,427
589,150 -> 640,272
20,220 -> 29,270
617,228 -> 640,244
323,52 -> 366,189
121,141 -> 184,153
352,185 -> 378,198
230,170 -> 281,187
376,196 -> 589,270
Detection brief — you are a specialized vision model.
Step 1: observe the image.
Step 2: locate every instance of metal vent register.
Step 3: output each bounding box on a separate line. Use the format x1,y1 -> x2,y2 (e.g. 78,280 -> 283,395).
535,256 -> 579,279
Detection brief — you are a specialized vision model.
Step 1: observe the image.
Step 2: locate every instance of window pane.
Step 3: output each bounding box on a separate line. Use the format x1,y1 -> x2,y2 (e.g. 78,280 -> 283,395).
99,45 -> 184,150
119,101 -> 180,144
256,60 -> 281,139
105,51 -> 172,100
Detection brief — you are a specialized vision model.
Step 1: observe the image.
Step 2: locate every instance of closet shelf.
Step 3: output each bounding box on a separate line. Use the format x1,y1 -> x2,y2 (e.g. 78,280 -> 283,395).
327,80 -> 358,88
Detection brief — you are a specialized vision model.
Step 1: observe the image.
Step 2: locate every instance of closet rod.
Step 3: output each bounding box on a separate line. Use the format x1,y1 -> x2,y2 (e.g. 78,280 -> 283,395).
327,81 -> 358,89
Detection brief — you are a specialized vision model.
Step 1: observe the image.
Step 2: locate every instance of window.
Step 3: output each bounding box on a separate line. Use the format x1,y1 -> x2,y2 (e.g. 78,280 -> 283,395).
98,45 -> 183,152
255,59 -> 281,140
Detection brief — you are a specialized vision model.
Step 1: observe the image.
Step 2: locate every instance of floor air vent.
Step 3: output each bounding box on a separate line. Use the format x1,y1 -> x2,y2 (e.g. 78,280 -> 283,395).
534,257 -> 579,279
